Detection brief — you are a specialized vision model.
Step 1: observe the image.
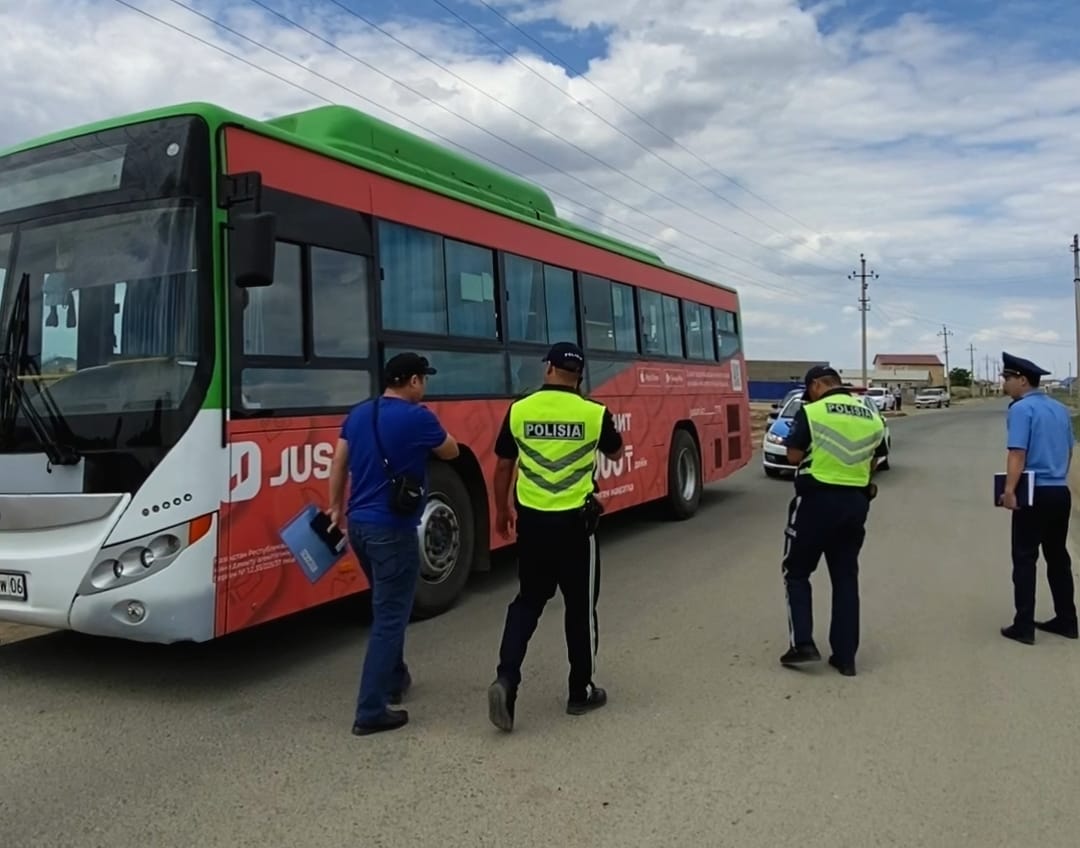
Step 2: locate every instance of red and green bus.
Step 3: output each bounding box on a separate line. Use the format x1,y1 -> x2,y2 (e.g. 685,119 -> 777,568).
0,102 -> 749,643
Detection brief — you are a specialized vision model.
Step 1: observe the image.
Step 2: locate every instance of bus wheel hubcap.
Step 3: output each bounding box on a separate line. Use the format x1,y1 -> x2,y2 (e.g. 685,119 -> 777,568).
677,448 -> 697,501
419,498 -> 460,584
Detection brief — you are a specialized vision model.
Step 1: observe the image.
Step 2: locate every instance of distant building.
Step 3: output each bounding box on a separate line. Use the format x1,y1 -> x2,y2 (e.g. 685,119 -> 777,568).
837,366 -> 932,390
873,353 -> 946,387
745,359 -> 828,402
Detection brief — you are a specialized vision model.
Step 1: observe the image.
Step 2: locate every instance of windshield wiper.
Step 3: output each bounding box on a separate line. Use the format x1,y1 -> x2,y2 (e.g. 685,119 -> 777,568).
0,272 -> 80,467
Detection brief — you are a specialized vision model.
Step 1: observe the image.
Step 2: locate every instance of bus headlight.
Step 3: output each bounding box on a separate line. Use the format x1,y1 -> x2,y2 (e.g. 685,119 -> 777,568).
79,518 -> 208,596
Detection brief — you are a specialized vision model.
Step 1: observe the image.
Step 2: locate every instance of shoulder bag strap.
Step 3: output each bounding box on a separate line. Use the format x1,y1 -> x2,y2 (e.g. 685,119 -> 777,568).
371,396 -> 396,479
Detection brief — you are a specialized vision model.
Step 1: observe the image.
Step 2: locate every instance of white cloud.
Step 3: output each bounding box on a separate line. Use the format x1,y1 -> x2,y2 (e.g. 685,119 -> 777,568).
974,325 -> 1061,344
740,310 -> 826,336
1,0 -> 1079,365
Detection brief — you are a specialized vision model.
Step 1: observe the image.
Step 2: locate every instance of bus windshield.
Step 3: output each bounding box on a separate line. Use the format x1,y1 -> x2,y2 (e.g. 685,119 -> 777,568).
0,204 -> 201,437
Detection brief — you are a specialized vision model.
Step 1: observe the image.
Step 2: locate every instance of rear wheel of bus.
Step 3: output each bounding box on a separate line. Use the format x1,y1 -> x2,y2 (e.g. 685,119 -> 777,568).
665,428 -> 702,520
413,462 -> 475,619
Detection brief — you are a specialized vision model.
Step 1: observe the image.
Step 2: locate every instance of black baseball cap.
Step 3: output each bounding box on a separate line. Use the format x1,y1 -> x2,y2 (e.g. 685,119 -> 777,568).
384,352 -> 437,385
543,341 -> 585,373
801,365 -> 841,399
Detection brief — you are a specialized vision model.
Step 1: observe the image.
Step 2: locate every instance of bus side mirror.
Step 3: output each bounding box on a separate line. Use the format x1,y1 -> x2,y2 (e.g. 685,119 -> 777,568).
233,212 -> 277,288
768,412 -> 778,421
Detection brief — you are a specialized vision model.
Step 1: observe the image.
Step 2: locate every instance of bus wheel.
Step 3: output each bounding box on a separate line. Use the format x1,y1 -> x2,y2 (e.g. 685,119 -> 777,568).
413,463 -> 476,619
665,428 -> 702,520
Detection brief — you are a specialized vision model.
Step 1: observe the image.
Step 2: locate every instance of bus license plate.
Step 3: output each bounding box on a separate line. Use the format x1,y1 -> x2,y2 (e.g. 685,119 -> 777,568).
0,572 -> 27,601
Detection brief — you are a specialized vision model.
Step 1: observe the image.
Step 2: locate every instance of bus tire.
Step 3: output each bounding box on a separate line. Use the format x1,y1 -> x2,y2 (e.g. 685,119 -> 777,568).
665,428 -> 702,520
412,462 -> 476,620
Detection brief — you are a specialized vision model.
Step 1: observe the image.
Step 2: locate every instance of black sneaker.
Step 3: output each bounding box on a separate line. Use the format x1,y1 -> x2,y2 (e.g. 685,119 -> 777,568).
1000,624 -> 1035,645
352,708 -> 409,736
567,685 -> 608,716
487,677 -> 517,732
1035,617 -> 1079,639
780,643 -> 821,666
389,669 -> 413,705
828,655 -> 856,677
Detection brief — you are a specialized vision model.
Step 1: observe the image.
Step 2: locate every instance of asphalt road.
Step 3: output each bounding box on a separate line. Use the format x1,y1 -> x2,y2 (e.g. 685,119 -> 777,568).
3,400 -> 1080,848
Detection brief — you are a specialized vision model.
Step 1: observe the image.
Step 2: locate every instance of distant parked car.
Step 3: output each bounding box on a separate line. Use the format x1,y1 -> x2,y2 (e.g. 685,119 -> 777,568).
761,393 -> 891,477
865,386 -> 895,411
915,387 -> 950,408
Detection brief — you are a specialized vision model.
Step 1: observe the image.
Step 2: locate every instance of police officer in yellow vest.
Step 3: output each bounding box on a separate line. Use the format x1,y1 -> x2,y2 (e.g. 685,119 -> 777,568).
486,342 -> 623,731
779,365 -> 887,677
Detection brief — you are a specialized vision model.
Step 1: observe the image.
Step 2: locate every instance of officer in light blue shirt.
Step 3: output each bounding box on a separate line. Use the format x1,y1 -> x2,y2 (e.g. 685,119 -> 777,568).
998,351 -> 1077,644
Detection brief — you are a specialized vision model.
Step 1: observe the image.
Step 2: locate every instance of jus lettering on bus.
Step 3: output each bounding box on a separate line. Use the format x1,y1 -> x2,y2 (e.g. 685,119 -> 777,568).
229,441 -> 335,504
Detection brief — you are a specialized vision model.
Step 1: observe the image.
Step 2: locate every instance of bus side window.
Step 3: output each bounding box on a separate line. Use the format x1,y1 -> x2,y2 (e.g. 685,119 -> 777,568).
243,241 -> 303,357
661,294 -> 683,358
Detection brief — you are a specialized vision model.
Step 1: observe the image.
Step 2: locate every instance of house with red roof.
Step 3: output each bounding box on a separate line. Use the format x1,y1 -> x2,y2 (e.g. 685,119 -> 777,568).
873,353 -> 945,387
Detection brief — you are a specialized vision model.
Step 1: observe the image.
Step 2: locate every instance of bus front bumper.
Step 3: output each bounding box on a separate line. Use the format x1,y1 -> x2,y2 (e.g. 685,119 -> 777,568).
0,494 -> 130,629
0,494 -> 216,643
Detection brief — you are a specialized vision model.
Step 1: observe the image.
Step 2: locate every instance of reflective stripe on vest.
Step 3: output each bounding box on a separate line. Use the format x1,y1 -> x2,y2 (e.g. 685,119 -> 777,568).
799,394 -> 885,487
509,390 -> 605,510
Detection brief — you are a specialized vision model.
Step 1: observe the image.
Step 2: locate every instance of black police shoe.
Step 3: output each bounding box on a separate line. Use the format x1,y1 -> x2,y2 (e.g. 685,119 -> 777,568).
352,708 -> 409,736
1000,624 -> 1035,645
828,655 -> 856,677
487,677 -> 517,732
780,643 -> 821,666
1035,617 -> 1079,639
567,685 -> 608,716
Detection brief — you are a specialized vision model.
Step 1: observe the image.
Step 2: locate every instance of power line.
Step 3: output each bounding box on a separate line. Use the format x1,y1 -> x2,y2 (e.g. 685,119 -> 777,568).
423,0 -> 844,272
112,0 -> 833,307
169,0 -> 830,291
105,0 -> 1078,355
244,0 -> 843,279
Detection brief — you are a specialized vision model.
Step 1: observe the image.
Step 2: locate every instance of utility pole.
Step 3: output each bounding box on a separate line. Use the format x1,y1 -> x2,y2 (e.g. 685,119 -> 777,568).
939,324 -> 954,391
849,253 -> 878,388
1072,234 -> 1079,397
968,342 -> 976,395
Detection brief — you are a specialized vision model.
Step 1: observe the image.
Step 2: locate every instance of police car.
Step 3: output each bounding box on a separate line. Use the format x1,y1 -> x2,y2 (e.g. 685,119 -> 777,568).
761,393 -> 892,477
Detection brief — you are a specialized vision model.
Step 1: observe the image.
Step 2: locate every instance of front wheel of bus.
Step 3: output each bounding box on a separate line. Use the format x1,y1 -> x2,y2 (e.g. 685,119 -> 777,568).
665,429 -> 702,520
413,463 -> 476,620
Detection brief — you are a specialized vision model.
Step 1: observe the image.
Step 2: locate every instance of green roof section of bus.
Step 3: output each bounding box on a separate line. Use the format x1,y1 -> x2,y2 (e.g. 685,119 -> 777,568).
1,101 -> 738,291
265,104 -> 664,266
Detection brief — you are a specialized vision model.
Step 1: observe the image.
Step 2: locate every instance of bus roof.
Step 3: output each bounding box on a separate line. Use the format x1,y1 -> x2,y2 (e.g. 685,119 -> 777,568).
1,101 -> 738,297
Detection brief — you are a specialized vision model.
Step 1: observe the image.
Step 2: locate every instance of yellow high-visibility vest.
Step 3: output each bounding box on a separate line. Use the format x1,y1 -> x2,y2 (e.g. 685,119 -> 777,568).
798,394 -> 885,487
508,389 -> 606,510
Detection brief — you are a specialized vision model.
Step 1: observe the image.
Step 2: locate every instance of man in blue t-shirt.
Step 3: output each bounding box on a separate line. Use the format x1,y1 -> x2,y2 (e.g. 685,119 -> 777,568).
997,351 -> 1077,644
328,352 -> 459,735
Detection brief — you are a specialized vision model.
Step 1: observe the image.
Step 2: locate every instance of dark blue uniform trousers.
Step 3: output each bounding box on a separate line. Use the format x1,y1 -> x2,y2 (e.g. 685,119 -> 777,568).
1011,485 -> 1076,631
782,487 -> 870,664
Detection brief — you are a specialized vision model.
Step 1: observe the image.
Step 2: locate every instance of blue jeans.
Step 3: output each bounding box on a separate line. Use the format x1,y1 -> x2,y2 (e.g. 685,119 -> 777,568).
349,522 -> 420,723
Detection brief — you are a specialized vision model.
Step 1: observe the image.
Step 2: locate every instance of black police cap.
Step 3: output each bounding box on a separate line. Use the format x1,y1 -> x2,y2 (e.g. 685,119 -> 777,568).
543,342 -> 585,373
1001,351 -> 1049,382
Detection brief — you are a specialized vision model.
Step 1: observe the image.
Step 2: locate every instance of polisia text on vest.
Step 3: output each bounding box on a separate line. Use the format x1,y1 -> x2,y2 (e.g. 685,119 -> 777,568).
824,402 -> 875,419
523,421 -> 587,440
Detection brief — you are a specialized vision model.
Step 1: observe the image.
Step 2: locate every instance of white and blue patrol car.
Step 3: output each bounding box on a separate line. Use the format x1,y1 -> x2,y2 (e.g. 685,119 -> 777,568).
762,393 -> 892,478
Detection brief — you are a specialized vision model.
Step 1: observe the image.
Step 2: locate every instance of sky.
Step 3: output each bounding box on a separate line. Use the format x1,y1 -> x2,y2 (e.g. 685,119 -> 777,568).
3,0 -> 1080,379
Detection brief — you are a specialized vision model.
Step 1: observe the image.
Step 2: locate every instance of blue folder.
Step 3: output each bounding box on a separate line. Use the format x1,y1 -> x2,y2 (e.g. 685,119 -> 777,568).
279,504 -> 347,584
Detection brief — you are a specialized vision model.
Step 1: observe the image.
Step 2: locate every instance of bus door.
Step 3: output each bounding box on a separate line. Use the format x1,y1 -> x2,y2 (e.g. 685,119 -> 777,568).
219,184 -> 377,634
